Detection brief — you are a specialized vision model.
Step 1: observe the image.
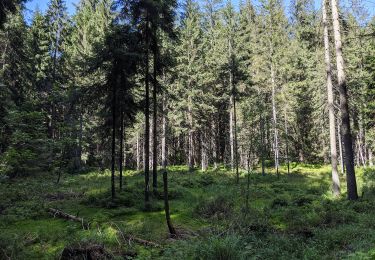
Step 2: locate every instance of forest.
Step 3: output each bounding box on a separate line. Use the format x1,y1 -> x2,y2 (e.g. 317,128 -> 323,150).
0,0 -> 375,258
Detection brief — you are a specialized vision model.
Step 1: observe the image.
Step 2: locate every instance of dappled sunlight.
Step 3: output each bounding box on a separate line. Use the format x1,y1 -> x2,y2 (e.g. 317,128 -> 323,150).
1,165 -> 375,258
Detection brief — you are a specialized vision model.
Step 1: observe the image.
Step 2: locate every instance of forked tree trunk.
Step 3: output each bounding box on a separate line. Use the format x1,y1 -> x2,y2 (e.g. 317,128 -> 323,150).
323,0 -> 340,196
330,0 -> 358,200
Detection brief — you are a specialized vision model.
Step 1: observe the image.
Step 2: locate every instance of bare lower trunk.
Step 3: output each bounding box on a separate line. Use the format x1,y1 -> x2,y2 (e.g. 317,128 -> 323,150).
201,132 -> 207,171
136,132 -> 141,171
284,109 -> 290,174
188,99 -> 194,172
271,65 -> 279,178
144,15 -> 150,209
337,117 -> 345,174
233,94 -> 239,183
330,0 -> 358,200
161,95 -> 176,236
229,98 -> 234,172
212,121 -> 218,169
119,110 -> 124,191
260,115 -> 265,176
152,51 -> 158,193
323,0 -> 340,196
111,77 -> 116,200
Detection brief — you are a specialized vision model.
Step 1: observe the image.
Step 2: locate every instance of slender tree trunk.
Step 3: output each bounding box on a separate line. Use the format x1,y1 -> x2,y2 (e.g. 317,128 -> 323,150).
229,99 -> 234,172
246,150 -> 251,213
188,97 -> 194,172
369,149 -> 373,166
233,92 -> 239,184
337,116 -> 345,174
162,95 -> 176,236
119,110 -> 124,191
323,0 -> 340,196
144,15 -> 151,209
284,109 -> 290,175
358,121 -> 366,167
330,0 -> 358,200
152,51 -> 158,193
79,106 -> 83,163
137,131 -> 141,171
271,64 -> 279,178
111,77 -> 116,200
260,114 -> 265,176
228,37 -> 239,183
201,131 -> 207,171
212,120 -> 218,169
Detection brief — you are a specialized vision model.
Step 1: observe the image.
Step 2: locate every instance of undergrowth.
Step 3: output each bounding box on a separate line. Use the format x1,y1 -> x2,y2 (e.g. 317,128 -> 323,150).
0,165 -> 374,259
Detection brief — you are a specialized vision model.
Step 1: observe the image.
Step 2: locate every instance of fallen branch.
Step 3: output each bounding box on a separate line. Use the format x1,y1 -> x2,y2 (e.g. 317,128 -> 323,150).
48,208 -> 89,229
110,222 -> 160,247
126,235 -> 161,247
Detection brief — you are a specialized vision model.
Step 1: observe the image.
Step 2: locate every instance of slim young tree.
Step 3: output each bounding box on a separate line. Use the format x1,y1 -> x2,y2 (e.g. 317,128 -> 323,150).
323,0 -> 340,196
161,94 -> 176,236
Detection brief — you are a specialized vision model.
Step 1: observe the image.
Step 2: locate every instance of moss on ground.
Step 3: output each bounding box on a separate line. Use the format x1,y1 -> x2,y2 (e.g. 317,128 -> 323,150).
0,165 -> 374,259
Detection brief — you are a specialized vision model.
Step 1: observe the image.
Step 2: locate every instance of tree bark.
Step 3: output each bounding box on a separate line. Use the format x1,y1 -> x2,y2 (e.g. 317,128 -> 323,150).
161,94 -> 176,236
271,64 -> 279,178
188,97 -> 194,172
201,131 -> 207,171
260,114 -> 265,176
337,116 -> 345,174
111,75 -> 116,200
284,109 -> 290,175
229,98 -> 234,172
212,120 -> 218,169
152,51 -> 158,192
330,0 -> 358,200
144,14 -> 151,209
233,92 -> 239,183
119,109 -> 124,191
323,0 -> 340,196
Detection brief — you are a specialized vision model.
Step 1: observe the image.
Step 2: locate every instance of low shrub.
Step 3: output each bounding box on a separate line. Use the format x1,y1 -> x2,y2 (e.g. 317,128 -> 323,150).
195,235 -> 243,260
195,195 -> 233,219
271,195 -> 290,208
154,187 -> 183,200
198,174 -> 215,187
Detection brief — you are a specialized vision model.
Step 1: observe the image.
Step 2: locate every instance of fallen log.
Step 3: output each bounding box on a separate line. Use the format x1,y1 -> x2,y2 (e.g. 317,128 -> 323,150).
48,208 -> 89,229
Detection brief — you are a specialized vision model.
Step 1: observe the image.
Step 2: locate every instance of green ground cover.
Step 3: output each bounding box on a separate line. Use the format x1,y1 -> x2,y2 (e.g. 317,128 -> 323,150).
1,164 -> 375,259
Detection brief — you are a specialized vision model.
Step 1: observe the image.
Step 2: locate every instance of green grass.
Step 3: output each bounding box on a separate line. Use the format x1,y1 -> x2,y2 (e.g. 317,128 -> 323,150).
0,164 -> 375,259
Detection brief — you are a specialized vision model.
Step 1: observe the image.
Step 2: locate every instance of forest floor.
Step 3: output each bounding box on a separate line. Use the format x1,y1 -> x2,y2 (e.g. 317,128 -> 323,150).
1,164 -> 375,259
